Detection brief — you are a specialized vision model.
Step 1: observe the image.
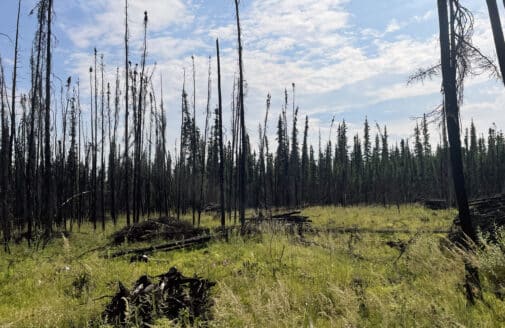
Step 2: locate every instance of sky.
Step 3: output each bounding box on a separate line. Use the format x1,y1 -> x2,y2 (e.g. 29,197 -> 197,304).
0,0 -> 504,153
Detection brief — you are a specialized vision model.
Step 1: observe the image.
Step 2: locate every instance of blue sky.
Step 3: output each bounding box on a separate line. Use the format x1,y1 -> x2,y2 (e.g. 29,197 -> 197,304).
0,0 -> 504,151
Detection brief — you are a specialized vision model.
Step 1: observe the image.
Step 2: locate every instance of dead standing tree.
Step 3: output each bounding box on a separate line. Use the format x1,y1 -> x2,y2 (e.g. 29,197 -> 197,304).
43,0 -> 53,236
436,0 -> 498,304
216,39 -> 226,230
124,0 -> 131,226
234,0 -> 247,228
197,57 -> 212,227
411,0 -> 498,242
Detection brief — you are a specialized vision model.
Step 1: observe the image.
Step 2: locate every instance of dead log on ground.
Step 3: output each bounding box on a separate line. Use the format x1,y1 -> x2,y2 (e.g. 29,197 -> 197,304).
108,235 -> 211,258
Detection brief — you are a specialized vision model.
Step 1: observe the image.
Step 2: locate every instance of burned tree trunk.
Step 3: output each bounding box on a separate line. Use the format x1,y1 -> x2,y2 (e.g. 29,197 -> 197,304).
43,0 -> 53,235
9,0 -> 21,173
124,0 -> 131,226
100,54 -> 105,230
197,57 -> 211,227
216,39 -> 226,230
437,0 -> 475,242
486,0 -> 505,86
234,0 -> 246,227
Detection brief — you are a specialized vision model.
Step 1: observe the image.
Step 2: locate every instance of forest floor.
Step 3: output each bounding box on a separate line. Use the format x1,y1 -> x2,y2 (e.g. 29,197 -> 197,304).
0,205 -> 504,327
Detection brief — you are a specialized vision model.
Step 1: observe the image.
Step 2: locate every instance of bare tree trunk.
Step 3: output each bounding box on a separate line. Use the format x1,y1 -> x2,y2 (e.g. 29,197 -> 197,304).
159,77 -> 169,217
228,77 -> 236,223
438,0 -> 475,241
100,54 -> 105,230
486,0 -> 505,86
191,56 -> 197,226
197,57 -> 211,227
234,0 -> 247,227
177,74 -> 186,222
124,0 -> 131,226
147,91 -> 153,219
43,0 -> 53,235
216,39 -> 226,231
9,0 -> 21,174
1,60 -> 11,251
26,2 -> 44,243
77,80 -> 82,228
135,11 -> 148,223
91,48 -> 98,230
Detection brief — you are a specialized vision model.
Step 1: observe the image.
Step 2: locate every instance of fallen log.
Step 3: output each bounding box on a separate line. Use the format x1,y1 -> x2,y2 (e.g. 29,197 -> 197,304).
322,227 -> 450,234
108,235 -> 211,258
422,199 -> 449,210
247,210 -> 311,224
271,211 -> 302,219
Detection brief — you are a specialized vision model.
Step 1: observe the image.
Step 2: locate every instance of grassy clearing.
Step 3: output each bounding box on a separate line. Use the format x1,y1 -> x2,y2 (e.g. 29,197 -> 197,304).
0,205 -> 503,327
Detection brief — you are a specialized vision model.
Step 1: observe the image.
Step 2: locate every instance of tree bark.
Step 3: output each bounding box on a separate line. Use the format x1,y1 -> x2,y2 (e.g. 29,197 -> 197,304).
43,0 -> 53,234
234,0 -> 246,227
437,0 -> 475,241
124,0 -> 130,226
486,0 -> 505,85
216,39 -> 226,231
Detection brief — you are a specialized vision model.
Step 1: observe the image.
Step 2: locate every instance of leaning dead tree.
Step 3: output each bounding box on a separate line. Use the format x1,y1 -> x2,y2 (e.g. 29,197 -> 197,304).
486,0 -> 505,85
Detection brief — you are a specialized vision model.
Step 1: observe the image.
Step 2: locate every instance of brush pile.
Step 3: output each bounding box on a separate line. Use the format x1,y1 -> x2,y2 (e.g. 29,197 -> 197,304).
247,211 -> 311,224
110,217 -> 209,245
450,194 -> 505,242
102,267 -> 215,327
469,194 -> 505,237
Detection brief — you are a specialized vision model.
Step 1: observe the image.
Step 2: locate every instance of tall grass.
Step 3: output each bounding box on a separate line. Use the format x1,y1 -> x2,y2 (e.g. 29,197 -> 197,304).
0,205 -> 503,327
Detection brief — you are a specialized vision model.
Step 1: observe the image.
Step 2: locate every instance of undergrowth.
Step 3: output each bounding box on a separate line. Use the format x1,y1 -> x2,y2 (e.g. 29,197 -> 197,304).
0,205 -> 503,327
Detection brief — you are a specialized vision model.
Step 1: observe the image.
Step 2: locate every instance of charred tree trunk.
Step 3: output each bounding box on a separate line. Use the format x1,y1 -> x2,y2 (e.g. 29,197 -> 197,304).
197,57 -> 211,227
124,0 -> 131,226
216,39 -> 226,231
234,0 -> 246,227
43,0 -> 53,235
1,61 -> 11,251
486,0 -> 505,86
191,56 -> 197,226
26,0 -> 45,243
9,0 -> 21,176
100,55 -> 105,230
91,49 -> 98,230
437,0 -> 475,242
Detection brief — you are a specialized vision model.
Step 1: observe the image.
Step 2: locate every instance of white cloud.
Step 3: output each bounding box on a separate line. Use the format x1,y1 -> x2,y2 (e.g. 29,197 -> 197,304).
386,19 -> 401,33
63,0 -> 193,49
49,0 -> 505,153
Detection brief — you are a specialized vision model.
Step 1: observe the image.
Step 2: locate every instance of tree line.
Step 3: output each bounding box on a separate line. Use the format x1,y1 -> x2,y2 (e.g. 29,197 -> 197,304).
0,0 -> 505,249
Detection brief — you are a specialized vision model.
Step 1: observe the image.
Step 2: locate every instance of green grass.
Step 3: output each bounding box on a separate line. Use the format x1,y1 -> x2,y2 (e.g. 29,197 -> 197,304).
0,205 -> 504,327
